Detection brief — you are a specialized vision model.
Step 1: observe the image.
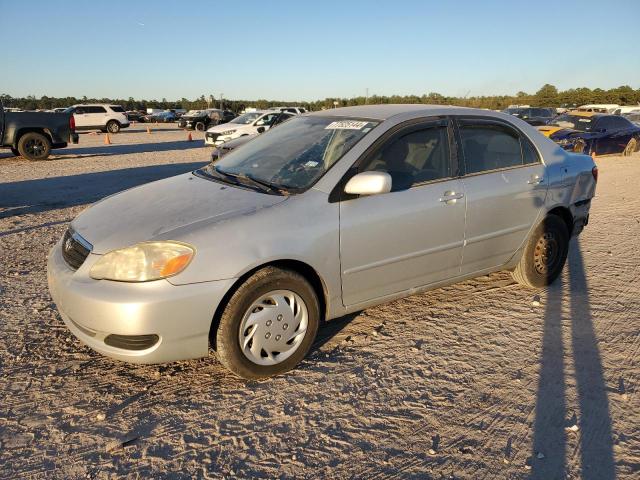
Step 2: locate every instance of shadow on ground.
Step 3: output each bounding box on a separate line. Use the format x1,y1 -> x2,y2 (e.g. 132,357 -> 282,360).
0,161 -> 207,218
531,238 -> 615,479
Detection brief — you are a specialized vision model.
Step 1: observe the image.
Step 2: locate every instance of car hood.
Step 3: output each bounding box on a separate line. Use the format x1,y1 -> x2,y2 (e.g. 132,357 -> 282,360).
206,123 -> 252,133
71,172 -> 287,254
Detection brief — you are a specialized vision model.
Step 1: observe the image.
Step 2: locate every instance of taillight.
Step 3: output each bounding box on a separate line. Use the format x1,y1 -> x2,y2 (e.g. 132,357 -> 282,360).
592,166 -> 598,183
69,114 -> 75,131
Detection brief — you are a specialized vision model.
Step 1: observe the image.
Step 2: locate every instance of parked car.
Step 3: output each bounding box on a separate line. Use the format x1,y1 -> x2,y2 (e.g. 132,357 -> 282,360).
502,107 -> 555,126
204,110 -> 282,146
622,111 -> 640,126
268,106 -> 307,115
210,111 -> 296,161
1,100 -> 78,160
48,105 -> 597,379
177,109 -> 235,131
538,111 -> 640,156
68,104 -> 130,133
126,111 -> 147,122
145,111 -> 177,123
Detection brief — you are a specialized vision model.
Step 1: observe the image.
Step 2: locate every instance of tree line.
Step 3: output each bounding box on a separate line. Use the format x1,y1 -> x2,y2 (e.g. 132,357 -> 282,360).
2,84 -> 639,113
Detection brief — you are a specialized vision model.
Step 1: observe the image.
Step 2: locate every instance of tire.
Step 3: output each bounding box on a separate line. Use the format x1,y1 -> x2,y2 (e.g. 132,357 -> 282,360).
195,122 -> 205,131
17,132 -> 51,161
215,267 -> 320,379
623,138 -> 637,157
512,214 -> 569,289
10,147 -> 20,156
106,120 -> 120,133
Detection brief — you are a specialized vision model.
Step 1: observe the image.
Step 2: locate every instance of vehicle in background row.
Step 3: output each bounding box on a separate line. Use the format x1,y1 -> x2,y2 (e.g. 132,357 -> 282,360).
48,105 -> 597,379
576,104 -> 619,114
51,107 -> 68,113
1,100 -> 78,160
210,111 -> 296,161
126,111 -> 147,122
145,111 -> 177,123
177,109 -> 235,131
538,111 -> 640,156
622,111 -> 640,126
612,106 -> 640,115
268,106 -> 307,115
204,110 -> 281,146
502,107 -> 555,126
67,104 -> 130,133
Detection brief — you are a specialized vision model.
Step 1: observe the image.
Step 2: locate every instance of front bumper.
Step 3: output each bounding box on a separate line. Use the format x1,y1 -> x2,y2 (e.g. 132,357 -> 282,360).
204,132 -> 233,146
120,122 -> 131,129
47,239 -> 236,364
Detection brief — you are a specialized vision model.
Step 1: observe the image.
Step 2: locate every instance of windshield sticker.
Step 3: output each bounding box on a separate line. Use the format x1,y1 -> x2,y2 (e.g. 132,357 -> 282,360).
578,119 -> 591,123
325,120 -> 369,130
304,161 -> 319,168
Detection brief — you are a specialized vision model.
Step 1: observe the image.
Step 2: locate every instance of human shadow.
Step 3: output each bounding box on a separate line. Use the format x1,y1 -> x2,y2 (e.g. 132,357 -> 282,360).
531,237 -> 615,479
0,161 -> 208,218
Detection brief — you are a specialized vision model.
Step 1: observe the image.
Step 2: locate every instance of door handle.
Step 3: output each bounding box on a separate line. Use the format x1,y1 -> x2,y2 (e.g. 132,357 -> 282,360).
528,175 -> 544,185
439,191 -> 464,204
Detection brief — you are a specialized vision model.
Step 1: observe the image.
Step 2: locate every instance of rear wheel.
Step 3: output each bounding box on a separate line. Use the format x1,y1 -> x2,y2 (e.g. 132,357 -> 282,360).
512,215 -> 569,289
195,122 -> 205,131
17,132 -> 51,161
623,138 -> 637,157
215,267 -> 320,379
106,120 -> 120,133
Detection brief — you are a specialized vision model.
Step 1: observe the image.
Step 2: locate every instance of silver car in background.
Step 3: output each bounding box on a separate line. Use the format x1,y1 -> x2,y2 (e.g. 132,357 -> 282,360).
47,105 -> 597,379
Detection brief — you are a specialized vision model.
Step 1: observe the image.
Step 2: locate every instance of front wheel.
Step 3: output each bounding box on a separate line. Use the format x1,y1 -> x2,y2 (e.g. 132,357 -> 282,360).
215,267 -> 320,379
17,132 -> 52,161
512,214 -> 569,289
195,122 -> 206,131
623,138 -> 637,157
106,120 -> 120,133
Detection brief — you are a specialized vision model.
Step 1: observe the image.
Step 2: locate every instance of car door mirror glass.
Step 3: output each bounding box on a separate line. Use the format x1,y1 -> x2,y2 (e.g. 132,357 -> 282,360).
344,171 -> 392,196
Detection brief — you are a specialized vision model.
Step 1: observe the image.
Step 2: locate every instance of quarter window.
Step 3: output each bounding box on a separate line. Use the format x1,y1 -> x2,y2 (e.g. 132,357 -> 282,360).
459,122 -> 523,174
85,106 -> 107,114
363,126 -> 450,191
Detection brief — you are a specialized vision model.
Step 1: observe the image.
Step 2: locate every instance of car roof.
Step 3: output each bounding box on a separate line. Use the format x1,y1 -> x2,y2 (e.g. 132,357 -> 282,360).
566,110 -> 602,118
308,104 -> 500,121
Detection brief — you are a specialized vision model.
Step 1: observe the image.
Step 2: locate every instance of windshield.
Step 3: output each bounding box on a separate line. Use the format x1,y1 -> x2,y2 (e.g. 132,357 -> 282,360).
197,116 -> 379,192
185,110 -> 203,116
548,114 -> 594,132
231,112 -> 262,124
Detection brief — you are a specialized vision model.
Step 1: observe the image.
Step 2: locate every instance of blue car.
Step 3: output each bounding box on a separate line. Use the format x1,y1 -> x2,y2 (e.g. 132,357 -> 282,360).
538,111 -> 640,156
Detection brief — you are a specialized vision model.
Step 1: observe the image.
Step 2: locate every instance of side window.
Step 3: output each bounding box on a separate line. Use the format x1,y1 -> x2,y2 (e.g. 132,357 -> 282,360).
86,106 -> 106,114
75,107 -> 85,114
362,126 -> 450,191
522,138 -> 541,165
459,122 -> 523,174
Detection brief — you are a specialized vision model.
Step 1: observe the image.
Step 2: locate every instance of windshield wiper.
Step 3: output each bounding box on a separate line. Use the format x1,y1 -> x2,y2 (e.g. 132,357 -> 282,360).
212,166 -> 288,195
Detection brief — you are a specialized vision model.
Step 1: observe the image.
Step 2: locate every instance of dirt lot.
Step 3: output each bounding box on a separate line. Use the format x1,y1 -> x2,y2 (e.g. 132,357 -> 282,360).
0,125 -> 638,479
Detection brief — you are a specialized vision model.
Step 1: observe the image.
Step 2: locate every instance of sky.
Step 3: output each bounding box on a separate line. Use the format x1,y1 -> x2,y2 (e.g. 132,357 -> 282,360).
2,0 -> 639,102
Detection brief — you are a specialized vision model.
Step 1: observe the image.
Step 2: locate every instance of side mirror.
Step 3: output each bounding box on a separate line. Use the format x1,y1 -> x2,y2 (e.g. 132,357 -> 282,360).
344,171 -> 392,196
257,126 -> 265,133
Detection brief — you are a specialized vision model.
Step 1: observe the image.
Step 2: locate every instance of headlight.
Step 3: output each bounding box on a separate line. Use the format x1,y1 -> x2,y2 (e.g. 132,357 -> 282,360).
557,138 -> 573,145
90,241 -> 194,282
219,129 -> 236,136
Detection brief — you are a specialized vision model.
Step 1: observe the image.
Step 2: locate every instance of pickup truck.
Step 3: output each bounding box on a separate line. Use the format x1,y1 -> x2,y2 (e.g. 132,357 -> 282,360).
0,101 -> 79,160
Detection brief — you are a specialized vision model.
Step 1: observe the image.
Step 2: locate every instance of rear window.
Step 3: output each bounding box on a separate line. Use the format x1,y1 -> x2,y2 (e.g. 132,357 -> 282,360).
110,106 -> 125,113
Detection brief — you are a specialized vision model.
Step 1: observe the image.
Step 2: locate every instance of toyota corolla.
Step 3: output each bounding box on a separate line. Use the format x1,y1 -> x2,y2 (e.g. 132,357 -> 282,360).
48,105 -> 597,379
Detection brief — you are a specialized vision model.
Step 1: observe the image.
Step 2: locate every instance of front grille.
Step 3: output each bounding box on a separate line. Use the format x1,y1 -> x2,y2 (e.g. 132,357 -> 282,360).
61,228 -> 92,270
206,132 -> 219,141
104,334 -> 160,351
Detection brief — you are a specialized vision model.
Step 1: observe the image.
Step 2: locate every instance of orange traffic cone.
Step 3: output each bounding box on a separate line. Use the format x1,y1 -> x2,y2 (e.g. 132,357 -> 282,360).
104,133 -> 111,145
187,133 -> 193,142
146,125 -> 152,134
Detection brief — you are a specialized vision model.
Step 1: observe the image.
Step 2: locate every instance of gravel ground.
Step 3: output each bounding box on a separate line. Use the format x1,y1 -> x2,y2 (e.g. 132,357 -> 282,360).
1,126 -> 638,479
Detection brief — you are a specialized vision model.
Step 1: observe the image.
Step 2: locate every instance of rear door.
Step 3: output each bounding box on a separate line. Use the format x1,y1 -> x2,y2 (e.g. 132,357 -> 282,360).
85,106 -> 107,128
455,117 -> 548,274
339,118 -> 466,306
73,106 -> 89,128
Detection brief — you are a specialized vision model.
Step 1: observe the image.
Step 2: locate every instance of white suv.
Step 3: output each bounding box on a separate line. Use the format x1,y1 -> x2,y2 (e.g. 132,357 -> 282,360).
70,104 -> 130,133
204,111 -> 281,146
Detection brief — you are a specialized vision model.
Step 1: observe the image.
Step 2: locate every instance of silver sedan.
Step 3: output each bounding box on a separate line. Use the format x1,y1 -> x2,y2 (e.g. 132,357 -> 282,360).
48,105 -> 597,379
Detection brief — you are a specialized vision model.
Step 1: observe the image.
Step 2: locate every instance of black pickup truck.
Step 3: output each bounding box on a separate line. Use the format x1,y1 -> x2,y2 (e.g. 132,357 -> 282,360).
1,102 -> 79,160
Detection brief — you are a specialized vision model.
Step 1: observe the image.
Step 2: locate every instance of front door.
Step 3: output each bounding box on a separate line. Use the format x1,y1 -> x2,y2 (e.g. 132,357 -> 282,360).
339,119 -> 466,306
455,117 -> 548,274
